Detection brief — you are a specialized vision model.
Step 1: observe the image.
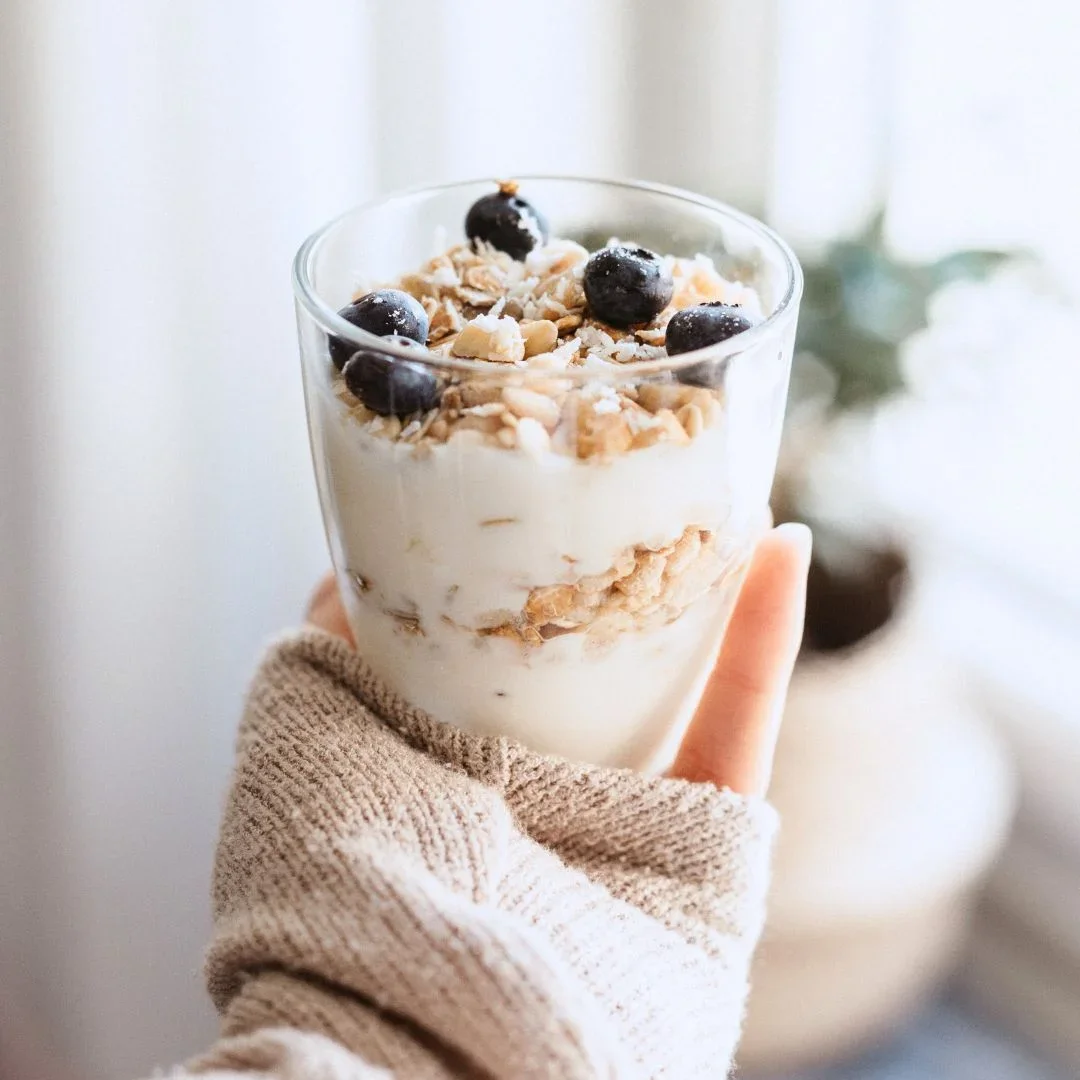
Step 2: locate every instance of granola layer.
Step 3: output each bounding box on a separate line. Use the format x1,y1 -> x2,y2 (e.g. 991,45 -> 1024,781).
474,526 -> 740,646
331,238 -> 763,461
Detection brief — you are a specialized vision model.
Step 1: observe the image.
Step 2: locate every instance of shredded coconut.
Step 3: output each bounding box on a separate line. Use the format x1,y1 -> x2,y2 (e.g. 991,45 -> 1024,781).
336,235 -> 753,458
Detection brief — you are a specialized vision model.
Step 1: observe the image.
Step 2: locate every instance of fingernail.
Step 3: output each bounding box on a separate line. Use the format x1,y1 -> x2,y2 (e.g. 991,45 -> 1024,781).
773,521 -> 813,565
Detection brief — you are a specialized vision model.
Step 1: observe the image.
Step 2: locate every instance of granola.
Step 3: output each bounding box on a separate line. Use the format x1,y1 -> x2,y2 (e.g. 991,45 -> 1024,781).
474,526 -> 740,647
345,523 -> 744,653
332,236 -> 759,460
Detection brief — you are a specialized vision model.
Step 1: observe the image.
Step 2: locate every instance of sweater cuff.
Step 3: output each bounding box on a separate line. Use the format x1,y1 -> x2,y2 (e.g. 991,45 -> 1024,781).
501,747 -> 777,958
262,629 -> 778,948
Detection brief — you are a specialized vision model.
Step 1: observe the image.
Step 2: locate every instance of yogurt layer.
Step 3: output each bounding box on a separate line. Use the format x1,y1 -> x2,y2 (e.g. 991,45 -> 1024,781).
309,228 -> 784,768
315,380 -> 759,768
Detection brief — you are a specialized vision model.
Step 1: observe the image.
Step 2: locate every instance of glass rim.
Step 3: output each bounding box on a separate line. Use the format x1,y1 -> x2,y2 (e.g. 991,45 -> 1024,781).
291,174 -> 803,381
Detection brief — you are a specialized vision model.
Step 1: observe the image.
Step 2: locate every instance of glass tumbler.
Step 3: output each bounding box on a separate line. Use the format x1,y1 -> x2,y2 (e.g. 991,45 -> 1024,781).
293,177 -> 801,770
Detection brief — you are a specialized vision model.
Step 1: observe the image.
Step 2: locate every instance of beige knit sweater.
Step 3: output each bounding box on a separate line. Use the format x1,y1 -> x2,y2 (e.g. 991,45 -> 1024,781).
161,630 -> 778,1079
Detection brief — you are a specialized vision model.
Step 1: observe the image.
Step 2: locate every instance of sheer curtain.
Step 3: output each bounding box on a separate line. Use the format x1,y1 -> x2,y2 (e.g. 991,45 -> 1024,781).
11,1 -> 1075,1076
2,4 -> 377,1074
0,2 -> 784,1076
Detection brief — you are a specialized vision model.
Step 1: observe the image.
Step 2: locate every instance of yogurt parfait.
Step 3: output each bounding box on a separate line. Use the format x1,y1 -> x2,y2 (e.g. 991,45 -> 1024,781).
294,178 -> 801,769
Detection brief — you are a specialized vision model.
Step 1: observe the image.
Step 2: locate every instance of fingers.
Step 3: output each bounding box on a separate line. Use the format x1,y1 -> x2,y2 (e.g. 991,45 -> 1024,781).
305,572 -> 356,646
671,523 -> 812,797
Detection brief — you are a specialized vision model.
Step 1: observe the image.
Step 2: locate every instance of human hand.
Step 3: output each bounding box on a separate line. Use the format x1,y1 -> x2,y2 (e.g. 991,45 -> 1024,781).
193,526 -> 809,1076
307,522 -> 810,798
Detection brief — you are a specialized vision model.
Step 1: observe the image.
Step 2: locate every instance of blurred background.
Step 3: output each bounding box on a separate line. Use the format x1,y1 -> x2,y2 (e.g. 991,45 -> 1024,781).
1,1 -> 1077,1077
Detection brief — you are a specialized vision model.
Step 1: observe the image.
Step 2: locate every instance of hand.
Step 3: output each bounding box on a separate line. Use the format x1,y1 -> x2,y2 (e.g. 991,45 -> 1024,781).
307,523 -> 811,799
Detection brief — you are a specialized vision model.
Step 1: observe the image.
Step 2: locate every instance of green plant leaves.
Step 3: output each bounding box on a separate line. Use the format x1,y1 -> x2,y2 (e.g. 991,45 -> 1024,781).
794,212 -> 1010,409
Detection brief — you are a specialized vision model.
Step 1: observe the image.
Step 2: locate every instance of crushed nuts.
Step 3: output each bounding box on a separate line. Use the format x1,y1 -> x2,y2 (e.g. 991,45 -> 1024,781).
520,319 -> 559,357
451,314 -> 525,363
334,235 -> 760,459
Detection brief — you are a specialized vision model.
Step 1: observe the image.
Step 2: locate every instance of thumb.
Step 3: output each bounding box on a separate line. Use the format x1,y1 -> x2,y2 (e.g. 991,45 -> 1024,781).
671,523 -> 811,796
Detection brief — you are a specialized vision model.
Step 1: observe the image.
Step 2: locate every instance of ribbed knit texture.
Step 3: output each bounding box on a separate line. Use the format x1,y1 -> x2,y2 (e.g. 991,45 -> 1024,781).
156,629 -> 778,1079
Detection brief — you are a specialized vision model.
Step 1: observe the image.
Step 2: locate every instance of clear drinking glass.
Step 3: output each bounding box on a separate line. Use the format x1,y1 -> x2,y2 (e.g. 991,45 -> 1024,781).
293,177 -> 801,770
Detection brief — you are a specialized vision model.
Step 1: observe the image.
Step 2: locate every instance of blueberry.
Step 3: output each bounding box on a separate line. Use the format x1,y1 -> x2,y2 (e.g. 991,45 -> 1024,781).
666,302 -> 757,388
342,336 -> 442,418
329,289 -> 429,370
582,245 -> 674,327
465,181 -> 548,261
666,302 -> 755,355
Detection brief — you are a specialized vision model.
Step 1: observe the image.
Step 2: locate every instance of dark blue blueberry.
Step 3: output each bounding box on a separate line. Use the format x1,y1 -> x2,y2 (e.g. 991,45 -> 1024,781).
329,289 -> 429,370
666,302 -> 755,355
465,181 -> 548,261
667,302 -> 757,388
342,336 -> 442,418
582,245 -> 674,328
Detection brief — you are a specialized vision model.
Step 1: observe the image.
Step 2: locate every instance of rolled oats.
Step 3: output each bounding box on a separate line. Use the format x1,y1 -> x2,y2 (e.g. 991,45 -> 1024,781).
576,408 -> 633,460
677,402 -> 705,439
462,263 -> 506,295
515,416 -> 551,459
459,381 -> 504,408
637,382 -> 690,414
655,409 -> 691,445
476,526 -> 733,646
427,298 -> 464,342
399,418 -> 423,441
370,415 -> 403,440
452,314 -> 525,363
502,386 -> 561,430
334,237 -> 752,459
524,584 -> 577,624
525,239 -> 589,278
462,401 -> 507,419
631,425 -> 667,451
635,326 -> 667,346
452,413 -> 503,437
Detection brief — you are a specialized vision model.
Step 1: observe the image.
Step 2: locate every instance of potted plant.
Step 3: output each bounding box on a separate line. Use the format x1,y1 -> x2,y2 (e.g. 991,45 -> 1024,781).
739,217 -> 1018,1072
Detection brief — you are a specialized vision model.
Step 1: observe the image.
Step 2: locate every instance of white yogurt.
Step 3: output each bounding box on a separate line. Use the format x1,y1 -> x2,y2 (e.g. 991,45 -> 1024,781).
312,381 -> 761,769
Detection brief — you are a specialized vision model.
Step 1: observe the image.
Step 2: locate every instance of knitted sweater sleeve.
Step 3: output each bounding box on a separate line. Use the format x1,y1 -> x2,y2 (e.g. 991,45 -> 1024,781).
153,630 -> 778,1080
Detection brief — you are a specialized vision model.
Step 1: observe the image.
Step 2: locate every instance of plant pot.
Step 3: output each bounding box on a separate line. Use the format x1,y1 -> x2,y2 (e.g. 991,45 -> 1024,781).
738,587 -> 1015,1073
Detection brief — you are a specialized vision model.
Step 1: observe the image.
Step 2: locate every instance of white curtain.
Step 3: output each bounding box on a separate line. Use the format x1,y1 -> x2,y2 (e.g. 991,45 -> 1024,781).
0,2 -> 789,1076
12,1 -> 1075,1075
